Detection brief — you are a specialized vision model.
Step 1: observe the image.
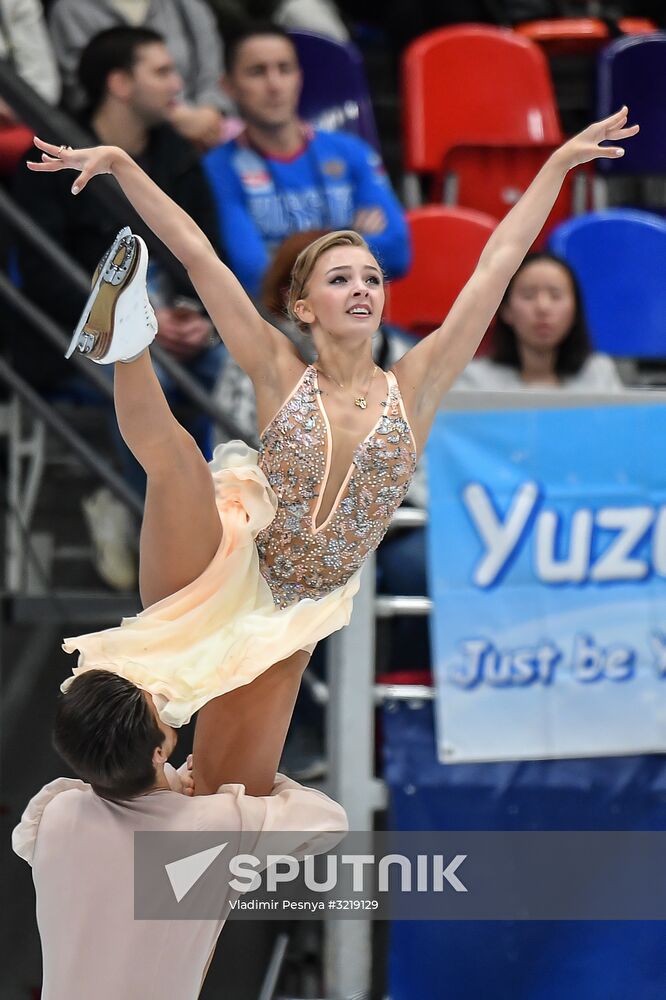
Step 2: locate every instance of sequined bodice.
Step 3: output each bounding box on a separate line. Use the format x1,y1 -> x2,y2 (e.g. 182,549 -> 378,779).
256,365 -> 417,608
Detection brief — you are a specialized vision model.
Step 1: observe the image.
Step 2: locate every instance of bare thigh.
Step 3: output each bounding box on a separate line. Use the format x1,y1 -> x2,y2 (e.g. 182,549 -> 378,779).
139,427 -> 223,608
193,649 -> 312,797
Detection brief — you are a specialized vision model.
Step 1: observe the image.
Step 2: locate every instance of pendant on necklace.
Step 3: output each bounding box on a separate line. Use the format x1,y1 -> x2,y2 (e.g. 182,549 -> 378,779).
354,396 -> 368,409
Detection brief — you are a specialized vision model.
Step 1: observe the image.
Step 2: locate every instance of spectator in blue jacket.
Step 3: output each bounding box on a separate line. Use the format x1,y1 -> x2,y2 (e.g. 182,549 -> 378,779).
204,23 -> 410,298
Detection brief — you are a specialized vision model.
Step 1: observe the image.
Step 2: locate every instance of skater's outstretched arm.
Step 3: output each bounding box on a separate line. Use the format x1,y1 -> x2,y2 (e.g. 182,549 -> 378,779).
28,138 -> 301,387
394,108 -> 639,448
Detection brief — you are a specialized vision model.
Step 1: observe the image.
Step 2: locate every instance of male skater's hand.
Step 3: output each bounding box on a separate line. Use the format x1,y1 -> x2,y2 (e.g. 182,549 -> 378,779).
178,754 -> 195,796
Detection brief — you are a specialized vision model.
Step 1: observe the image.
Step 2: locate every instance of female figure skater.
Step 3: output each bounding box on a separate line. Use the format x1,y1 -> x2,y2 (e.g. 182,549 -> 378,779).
29,108 -> 637,796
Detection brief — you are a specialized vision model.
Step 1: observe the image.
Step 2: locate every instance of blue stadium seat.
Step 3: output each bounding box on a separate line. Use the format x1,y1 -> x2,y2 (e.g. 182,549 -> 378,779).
289,30 -> 380,151
548,209 -> 666,358
596,33 -> 666,176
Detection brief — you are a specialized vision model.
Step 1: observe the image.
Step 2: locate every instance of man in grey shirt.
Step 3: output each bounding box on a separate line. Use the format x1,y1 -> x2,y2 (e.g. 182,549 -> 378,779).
49,0 -> 232,148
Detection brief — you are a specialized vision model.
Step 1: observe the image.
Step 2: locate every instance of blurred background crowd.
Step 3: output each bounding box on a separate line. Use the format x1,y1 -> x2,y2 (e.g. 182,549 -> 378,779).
2,2 -> 666,995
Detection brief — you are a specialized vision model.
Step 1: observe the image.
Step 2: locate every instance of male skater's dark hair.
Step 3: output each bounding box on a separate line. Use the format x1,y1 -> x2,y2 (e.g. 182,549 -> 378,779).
53,670 -> 165,800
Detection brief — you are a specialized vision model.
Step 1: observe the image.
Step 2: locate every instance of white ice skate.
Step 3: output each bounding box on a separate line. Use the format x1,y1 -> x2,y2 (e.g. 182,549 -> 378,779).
66,227 -> 157,364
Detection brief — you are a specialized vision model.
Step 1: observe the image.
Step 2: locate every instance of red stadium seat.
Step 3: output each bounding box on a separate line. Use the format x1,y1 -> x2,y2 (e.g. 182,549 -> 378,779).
0,122 -> 33,175
515,17 -> 658,55
384,206 -> 498,345
439,145 -> 591,247
402,25 -> 562,184
400,25 -> 577,242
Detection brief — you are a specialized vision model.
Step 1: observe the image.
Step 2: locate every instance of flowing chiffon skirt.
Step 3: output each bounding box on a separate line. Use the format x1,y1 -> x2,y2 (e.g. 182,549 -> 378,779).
62,441 -> 361,726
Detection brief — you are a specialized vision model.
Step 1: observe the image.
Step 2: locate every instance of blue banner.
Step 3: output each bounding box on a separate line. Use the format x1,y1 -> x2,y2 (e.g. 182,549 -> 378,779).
427,402 -> 666,763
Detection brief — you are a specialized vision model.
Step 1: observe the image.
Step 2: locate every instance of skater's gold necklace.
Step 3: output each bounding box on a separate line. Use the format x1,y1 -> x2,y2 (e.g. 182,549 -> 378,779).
315,364 -> 378,409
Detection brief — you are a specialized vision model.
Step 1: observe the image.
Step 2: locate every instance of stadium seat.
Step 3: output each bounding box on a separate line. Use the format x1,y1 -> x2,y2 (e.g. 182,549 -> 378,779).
439,144 -> 590,247
400,25 -> 578,242
596,33 -> 666,178
289,30 -> 380,150
0,123 -> 33,176
515,17 -> 657,55
548,209 -> 666,358
401,25 -> 562,203
384,206 -> 498,339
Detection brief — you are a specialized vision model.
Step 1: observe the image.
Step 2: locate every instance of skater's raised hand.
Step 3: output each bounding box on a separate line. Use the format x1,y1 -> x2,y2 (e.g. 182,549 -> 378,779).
28,137 -> 120,194
558,106 -> 639,168
393,106 -> 640,446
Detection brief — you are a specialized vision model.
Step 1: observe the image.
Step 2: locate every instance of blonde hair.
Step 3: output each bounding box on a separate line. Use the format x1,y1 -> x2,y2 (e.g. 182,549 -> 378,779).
287,230 -> 376,329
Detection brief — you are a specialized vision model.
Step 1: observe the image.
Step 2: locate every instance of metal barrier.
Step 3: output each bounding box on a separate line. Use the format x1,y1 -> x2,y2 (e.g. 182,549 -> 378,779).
0,356 -> 144,591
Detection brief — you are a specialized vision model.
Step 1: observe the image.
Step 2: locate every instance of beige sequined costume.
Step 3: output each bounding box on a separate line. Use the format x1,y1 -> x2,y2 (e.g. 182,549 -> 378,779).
63,366 -> 417,726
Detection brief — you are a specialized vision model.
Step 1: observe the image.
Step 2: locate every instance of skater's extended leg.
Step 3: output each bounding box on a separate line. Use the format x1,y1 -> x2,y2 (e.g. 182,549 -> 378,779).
113,351 -> 222,607
193,649 -> 311,797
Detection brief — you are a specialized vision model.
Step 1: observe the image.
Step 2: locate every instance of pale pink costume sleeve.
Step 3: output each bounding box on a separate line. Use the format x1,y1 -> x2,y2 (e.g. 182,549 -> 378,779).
12,777 -> 89,865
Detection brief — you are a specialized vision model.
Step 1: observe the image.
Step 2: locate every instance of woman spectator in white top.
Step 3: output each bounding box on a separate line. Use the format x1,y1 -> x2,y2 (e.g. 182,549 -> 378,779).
454,252 -> 624,393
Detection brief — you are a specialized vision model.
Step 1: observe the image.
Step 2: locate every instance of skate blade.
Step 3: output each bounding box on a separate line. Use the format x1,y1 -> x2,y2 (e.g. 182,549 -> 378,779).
66,227 -> 139,360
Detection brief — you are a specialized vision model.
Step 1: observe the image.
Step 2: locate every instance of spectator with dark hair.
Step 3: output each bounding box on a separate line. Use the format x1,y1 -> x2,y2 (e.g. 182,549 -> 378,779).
204,23 -> 410,298
454,252 -> 624,392
12,666 -> 346,998
48,0 -> 231,150
0,0 -> 61,174
13,26 -> 226,590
